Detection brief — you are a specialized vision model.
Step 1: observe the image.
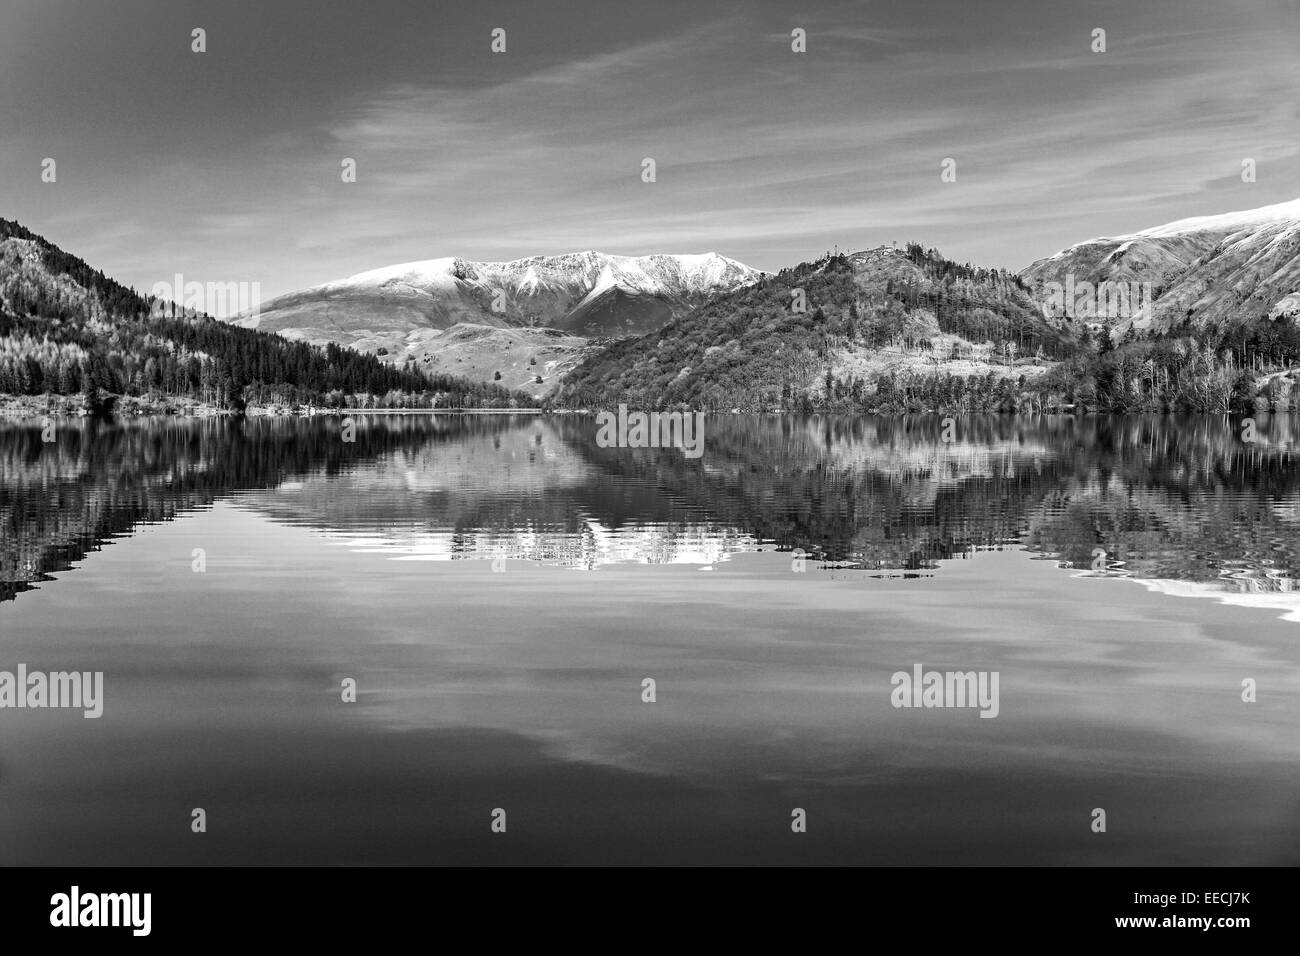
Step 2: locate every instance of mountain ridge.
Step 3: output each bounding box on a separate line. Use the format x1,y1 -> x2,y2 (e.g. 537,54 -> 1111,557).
235,250 -> 761,339
556,244 -> 1074,412
233,249 -> 764,398
1020,195 -> 1300,333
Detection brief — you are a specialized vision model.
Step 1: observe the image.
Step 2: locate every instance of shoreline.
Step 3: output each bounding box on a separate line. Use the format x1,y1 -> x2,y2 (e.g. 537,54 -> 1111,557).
0,394 -> 544,420
5,394 -> 1291,422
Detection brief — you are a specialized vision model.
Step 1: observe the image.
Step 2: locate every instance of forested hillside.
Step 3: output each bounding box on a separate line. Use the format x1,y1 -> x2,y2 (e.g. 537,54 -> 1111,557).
1031,315 -> 1300,413
556,242 -> 1300,414
0,219 -> 529,410
555,245 -> 1076,412
7,214 -> 1299,417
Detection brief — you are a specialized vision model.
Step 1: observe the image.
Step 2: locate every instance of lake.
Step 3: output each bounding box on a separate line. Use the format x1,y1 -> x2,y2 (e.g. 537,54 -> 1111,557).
1,413 -> 1298,865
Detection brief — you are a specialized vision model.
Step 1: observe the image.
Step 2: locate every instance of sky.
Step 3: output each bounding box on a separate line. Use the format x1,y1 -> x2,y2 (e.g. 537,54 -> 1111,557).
1,0 -> 1297,312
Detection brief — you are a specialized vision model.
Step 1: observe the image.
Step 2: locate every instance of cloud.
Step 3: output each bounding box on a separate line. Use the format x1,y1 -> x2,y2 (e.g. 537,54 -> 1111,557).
7,0 -> 1295,298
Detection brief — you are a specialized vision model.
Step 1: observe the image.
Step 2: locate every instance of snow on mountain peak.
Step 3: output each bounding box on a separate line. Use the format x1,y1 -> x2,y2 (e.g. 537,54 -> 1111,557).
1021,195 -> 1300,331
1120,196 -> 1300,240
331,257 -> 462,291
1051,197 -> 1300,255
322,250 -> 761,299
242,249 -> 764,352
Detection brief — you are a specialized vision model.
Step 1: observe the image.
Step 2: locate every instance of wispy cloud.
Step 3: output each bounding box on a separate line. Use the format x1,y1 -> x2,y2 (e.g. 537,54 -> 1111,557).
3,0 -> 1295,300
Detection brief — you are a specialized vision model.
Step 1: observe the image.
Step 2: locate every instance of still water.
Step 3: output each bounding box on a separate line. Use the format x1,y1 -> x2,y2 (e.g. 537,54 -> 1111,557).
1,414 -> 1298,864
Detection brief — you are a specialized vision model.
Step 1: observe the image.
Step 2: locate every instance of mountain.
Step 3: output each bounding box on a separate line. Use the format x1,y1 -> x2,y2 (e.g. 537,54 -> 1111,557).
235,252 -> 759,338
1021,197 -> 1300,333
0,218 -> 528,411
231,251 -> 762,395
239,250 -> 761,338
557,245 -> 1076,413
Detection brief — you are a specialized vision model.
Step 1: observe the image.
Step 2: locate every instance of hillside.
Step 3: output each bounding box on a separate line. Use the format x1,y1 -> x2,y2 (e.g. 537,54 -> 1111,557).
556,245 -> 1077,412
1021,197 -> 1300,334
403,323 -> 592,401
0,219 -> 530,411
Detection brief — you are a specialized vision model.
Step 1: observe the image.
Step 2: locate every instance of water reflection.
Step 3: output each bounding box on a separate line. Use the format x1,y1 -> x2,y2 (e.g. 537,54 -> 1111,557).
3,413 -> 1298,610
3,412 -> 1299,865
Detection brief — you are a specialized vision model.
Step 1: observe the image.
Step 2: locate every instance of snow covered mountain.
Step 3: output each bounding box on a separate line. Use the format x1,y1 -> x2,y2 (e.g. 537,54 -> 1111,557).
229,250 -> 762,398
1020,197 -> 1300,332
234,251 -> 761,343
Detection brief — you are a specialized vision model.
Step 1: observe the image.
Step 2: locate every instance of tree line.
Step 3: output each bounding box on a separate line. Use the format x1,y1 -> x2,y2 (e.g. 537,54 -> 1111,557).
0,218 -> 529,410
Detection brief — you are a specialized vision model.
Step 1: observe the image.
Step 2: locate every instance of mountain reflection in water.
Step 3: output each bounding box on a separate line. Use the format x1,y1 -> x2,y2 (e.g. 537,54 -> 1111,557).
3,414 -> 1298,612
